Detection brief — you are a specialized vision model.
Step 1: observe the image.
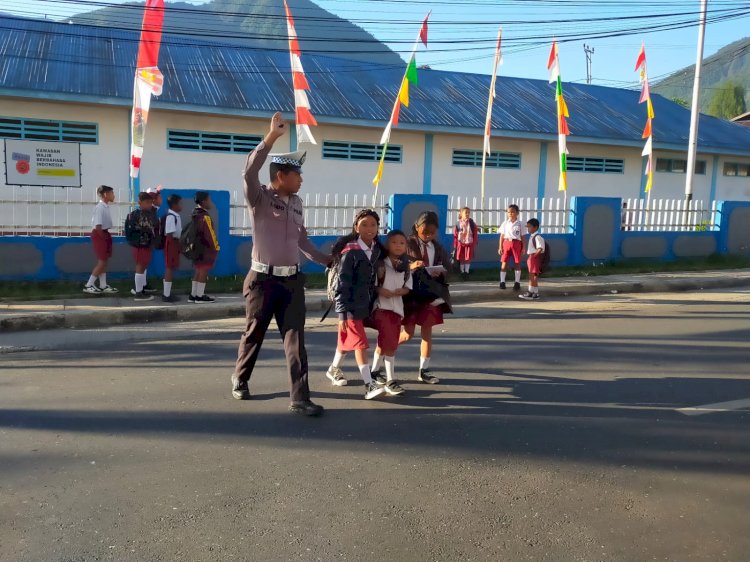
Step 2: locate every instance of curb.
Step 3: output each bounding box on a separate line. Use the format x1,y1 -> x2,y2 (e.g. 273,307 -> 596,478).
2,275 -> 749,334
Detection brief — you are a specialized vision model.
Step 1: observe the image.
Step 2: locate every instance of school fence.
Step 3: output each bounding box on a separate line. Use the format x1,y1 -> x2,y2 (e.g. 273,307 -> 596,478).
1,192 -> 750,281
446,196 -> 569,234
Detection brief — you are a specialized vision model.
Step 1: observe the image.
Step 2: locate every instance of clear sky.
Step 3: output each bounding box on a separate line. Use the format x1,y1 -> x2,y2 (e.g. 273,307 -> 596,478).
3,0 -> 749,91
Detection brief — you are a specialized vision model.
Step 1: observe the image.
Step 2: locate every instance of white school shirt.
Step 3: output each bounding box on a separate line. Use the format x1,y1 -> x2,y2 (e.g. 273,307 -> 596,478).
92,201 -> 113,230
165,210 -> 182,239
358,237 -> 374,260
530,232 -> 546,253
500,219 -> 523,241
375,257 -> 413,318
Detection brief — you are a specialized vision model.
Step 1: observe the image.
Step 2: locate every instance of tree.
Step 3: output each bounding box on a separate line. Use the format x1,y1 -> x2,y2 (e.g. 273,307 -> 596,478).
671,97 -> 690,108
707,81 -> 747,119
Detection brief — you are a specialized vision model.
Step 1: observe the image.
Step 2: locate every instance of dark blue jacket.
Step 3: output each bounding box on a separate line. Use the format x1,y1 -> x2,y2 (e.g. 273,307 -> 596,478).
334,240 -> 382,320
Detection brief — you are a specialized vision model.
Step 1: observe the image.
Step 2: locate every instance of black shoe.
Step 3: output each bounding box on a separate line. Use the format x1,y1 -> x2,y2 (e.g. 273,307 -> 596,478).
194,294 -> 216,303
231,376 -> 251,400
133,291 -> 154,301
289,400 -> 324,416
384,380 -> 405,396
364,382 -> 386,400
499,281 -> 507,290
188,294 -> 197,303
143,284 -> 157,294
372,369 -> 387,386
513,282 -> 521,291
418,368 -> 440,384
162,294 -> 180,303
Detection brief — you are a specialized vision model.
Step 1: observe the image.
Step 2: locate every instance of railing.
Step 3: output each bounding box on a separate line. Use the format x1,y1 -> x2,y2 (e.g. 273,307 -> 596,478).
446,196 -> 569,234
621,198 -> 719,232
0,185 -> 131,236
230,191 -> 390,236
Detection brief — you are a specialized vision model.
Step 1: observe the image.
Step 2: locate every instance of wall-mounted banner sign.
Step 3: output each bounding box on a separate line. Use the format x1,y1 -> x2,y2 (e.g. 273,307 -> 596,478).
4,139 -> 82,187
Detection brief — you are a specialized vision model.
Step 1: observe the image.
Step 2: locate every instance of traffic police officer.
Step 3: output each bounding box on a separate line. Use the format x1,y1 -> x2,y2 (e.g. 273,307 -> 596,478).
231,112 -> 331,416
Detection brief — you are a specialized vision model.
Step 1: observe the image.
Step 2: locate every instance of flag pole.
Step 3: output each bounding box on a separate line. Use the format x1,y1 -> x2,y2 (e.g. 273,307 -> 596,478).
373,12 -> 430,207
481,28 -> 502,204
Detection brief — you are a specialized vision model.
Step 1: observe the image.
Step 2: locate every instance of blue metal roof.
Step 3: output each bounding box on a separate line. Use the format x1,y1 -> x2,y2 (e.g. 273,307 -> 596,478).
2,14 -> 750,155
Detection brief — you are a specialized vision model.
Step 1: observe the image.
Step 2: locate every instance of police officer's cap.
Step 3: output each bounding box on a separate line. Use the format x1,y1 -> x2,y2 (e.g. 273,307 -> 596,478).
270,150 -> 306,173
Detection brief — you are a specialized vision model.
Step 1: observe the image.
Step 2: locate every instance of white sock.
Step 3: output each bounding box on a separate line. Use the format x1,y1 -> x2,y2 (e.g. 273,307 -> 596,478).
420,356 -> 430,370
98,273 -> 107,287
500,271 -> 507,283
533,286 -> 539,294
384,356 -> 395,382
515,269 -> 522,283
87,275 -> 97,287
464,264 -> 471,273
191,281 -> 198,296
135,273 -> 145,293
163,281 -> 172,297
372,351 -> 383,372
196,282 -> 206,297
528,284 -> 533,292
358,363 -> 372,384
331,351 -> 345,369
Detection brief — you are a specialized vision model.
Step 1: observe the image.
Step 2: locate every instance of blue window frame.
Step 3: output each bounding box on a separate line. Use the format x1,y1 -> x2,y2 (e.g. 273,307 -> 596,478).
656,157 -> 706,175
0,116 -> 98,144
167,129 -> 262,153
723,162 -> 750,177
567,156 -> 624,173
452,149 -> 521,169
322,141 -> 402,162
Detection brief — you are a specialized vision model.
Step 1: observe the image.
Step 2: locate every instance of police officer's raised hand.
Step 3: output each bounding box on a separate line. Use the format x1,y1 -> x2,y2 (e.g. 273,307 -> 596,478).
266,112 -> 287,144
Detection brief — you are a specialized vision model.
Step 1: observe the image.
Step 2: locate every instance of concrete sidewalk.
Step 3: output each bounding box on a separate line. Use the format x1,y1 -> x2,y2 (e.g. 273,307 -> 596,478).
1,269 -> 749,333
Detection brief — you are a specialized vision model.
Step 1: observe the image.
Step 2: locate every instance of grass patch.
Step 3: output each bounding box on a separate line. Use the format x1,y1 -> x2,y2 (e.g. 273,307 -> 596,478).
1,254 -> 748,302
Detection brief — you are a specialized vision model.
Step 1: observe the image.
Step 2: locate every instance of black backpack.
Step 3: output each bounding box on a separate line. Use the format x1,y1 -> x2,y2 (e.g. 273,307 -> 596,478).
124,209 -> 156,248
153,213 -> 169,250
180,220 -> 202,260
532,234 -> 551,274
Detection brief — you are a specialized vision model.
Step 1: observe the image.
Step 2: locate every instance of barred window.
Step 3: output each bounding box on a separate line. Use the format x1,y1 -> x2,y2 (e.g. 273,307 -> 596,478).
322,141 -> 402,162
451,149 -> 521,169
167,129 -> 262,153
723,162 -> 750,177
656,158 -> 706,175
567,156 -> 624,173
0,116 -> 98,143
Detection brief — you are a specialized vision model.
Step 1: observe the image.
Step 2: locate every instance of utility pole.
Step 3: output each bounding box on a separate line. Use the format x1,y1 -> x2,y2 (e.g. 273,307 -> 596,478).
583,44 -> 595,85
685,0 -> 708,220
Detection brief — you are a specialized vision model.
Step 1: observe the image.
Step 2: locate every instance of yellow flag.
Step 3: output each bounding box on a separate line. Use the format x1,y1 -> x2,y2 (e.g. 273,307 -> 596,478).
558,172 -> 567,192
372,158 -> 385,186
644,171 -> 653,193
398,79 -> 409,108
647,98 -> 654,119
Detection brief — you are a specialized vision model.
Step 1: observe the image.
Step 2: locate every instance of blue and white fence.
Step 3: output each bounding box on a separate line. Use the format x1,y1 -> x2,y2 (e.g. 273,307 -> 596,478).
0,190 -> 749,281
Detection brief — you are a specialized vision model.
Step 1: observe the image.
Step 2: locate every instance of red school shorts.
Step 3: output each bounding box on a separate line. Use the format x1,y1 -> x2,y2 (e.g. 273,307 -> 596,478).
338,318 -> 370,352
372,308 -> 402,352
91,229 -> 112,261
501,239 -> 523,265
164,236 -> 181,270
132,247 -> 153,268
403,303 -> 444,329
527,253 -> 543,275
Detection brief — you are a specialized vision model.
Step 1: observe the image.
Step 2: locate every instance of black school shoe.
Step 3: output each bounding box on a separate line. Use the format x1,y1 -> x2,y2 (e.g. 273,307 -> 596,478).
371,369 -> 387,386
513,282 -> 521,291
133,291 -> 154,301
499,281 -> 507,290
418,369 -> 440,384
289,400 -> 325,416
231,376 -> 251,400
194,295 -> 216,303
162,294 -> 180,303
143,284 -> 158,294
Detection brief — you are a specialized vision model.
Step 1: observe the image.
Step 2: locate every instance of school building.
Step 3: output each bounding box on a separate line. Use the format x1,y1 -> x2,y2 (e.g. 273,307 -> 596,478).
2,14 -> 750,211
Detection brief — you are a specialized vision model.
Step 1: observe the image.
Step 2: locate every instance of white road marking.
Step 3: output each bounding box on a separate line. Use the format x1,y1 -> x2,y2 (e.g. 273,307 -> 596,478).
677,398 -> 750,416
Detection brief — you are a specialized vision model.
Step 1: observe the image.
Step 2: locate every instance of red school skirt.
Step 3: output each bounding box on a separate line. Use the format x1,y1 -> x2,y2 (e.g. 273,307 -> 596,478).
372,308 -> 402,351
403,303 -> 444,329
338,318 -> 370,351
164,236 -> 181,270
91,229 -> 112,260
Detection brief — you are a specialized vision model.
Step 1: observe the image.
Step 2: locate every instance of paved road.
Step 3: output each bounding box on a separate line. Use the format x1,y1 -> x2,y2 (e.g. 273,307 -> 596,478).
1,290 -> 749,561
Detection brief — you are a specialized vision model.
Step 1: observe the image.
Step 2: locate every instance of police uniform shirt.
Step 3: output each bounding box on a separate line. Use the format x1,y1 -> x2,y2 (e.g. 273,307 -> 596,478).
243,141 -> 329,267
92,201 -> 113,230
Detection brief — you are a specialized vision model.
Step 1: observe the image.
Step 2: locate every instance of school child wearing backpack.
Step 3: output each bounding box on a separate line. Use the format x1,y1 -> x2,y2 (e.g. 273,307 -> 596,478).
519,218 -> 548,301
453,207 -> 478,279
188,191 -> 220,303
160,194 -> 183,303
324,209 -> 386,400
124,192 -> 159,301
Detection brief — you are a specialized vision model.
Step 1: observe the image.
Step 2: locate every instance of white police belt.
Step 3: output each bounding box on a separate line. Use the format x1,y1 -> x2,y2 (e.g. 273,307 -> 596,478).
251,262 -> 299,277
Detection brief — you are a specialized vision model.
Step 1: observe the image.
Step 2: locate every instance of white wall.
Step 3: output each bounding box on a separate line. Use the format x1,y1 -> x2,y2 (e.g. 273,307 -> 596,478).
648,149 -> 712,202
716,156 -> 750,201
430,133 -> 539,199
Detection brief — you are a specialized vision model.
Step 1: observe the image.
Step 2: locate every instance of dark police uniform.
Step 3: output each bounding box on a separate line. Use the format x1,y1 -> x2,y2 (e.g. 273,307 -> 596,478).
233,141 -> 330,405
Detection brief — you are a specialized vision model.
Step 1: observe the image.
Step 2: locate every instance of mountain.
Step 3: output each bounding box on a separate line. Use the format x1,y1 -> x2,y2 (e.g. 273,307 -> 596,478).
652,37 -> 750,114
68,0 -> 403,67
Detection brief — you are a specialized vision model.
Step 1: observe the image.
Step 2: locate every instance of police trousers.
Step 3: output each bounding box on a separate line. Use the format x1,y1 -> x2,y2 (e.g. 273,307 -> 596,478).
234,269 -> 310,402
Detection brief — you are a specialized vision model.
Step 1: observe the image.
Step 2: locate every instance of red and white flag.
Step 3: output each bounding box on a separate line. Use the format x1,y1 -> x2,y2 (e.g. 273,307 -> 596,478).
130,0 -> 164,179
284,0 -> 317,145
483,28 -> 503,156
